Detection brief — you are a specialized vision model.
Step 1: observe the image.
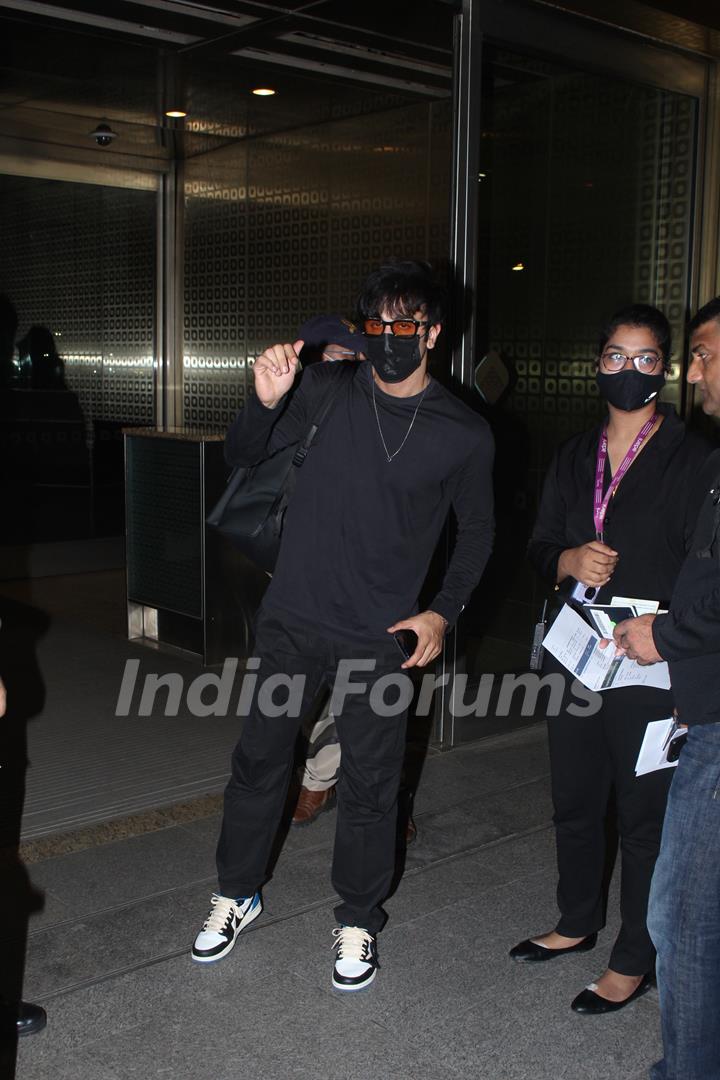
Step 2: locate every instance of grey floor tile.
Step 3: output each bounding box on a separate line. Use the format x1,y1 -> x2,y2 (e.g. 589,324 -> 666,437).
23,848 -> 342,999
384,849 -> 509,926
26,825 -> 217,914
23,882 -> 211,999
411,778 -> 553,866
464,826 -> 557,887
413,982 -> 661,1080
19,954 -> 463,1080
360,879 -> 626,1037
409,753 -> 506,817
179,801 -> 339,860
13,704 -> 664,1080
25,886 -> 74,932
176,812 -> 226,849
440,730 -> 550,787
17,1038 -> 124,1080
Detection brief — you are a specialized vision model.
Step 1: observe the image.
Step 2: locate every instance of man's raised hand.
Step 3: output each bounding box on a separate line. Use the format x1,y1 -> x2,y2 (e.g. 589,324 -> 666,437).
253,339 -> 303,408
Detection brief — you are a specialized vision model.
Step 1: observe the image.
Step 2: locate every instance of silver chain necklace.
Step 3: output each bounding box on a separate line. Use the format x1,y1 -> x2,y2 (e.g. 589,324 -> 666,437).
371,374 -> 429,462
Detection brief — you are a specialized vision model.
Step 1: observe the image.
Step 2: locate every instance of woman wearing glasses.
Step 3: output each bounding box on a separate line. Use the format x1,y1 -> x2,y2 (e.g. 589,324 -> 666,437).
509,304 -> 711,1014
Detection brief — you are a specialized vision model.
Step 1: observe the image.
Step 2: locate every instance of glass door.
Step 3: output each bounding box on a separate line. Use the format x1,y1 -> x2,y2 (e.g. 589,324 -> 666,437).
440,20 -> 703,745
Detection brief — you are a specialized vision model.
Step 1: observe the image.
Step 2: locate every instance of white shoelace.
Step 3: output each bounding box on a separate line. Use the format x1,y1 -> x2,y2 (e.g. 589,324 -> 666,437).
332,926 -> 373,960
203,895 -> 239,932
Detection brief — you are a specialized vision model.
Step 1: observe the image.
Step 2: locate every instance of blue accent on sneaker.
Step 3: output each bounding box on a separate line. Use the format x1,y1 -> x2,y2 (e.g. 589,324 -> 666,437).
192,891 -> 263,963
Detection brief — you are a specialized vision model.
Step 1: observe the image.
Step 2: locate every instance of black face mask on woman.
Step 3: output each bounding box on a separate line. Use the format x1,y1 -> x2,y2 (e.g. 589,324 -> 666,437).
366,333 -> 423,384
596,369 -> 666,412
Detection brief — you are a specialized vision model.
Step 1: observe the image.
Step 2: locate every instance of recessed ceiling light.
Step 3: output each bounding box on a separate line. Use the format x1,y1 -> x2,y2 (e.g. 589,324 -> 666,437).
252,87 -> 276,96
512,262 -> 525,271
165,109 -> 188,118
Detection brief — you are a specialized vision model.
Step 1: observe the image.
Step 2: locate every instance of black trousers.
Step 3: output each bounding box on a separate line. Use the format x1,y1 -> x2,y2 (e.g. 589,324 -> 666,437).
216,609 -> 409,935
545,656 -> 674,974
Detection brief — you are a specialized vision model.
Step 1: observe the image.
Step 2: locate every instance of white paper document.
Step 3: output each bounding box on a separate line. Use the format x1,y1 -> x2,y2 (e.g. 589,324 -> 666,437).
635,718 -> 682,776
543,604 -> 671,692
610,596 -> 660,616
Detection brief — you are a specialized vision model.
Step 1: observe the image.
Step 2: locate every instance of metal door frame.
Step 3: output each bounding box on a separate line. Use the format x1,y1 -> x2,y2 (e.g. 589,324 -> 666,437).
437,0 -> 718,747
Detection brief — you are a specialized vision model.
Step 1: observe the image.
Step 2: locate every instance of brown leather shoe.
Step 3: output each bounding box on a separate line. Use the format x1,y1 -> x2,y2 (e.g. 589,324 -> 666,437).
291,785 -> 337,827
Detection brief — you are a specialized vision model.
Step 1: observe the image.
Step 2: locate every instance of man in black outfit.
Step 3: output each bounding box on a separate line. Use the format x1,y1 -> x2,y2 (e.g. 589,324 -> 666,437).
613,296 -> 720,1080
191,260 -> 494,990
0,673 -> 47,1052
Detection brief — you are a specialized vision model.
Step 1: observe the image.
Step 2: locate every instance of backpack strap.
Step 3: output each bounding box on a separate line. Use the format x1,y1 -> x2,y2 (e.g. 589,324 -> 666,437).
292,363 -> 355,468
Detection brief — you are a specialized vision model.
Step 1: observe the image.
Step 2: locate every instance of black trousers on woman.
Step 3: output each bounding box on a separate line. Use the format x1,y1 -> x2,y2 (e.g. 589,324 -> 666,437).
216,609 -> 409,936
544,654 -> 674,975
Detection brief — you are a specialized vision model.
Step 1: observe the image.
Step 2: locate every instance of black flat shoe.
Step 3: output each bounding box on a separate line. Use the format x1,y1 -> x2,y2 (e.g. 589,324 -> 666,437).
16,1002 -> 47,1037
509,932 -> 597,962
571,974 -> 654,1014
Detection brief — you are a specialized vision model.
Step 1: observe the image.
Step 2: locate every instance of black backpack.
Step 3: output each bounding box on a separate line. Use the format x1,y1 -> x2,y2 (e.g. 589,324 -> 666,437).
207,364 -> 353,573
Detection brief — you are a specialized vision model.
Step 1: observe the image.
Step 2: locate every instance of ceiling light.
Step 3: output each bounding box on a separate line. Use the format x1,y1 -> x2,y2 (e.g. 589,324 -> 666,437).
166,109 -> 188,118
235,47 -> 440,96
252,87 -> 276,97
512,262 -> 525,271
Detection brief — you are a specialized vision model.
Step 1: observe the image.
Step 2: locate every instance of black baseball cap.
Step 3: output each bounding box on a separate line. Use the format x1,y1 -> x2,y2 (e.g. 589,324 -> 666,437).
296,314 -> 363,355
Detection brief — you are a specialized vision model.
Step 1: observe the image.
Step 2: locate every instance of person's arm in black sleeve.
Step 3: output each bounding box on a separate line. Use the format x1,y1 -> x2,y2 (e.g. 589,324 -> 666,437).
428,425 -> 495,627
224,383 -> 306,466
653,583 -> 720,660
224,357 -> 338,467
653,466 -> 720,660
527,450 -> 567,586
682,443 -> 716,552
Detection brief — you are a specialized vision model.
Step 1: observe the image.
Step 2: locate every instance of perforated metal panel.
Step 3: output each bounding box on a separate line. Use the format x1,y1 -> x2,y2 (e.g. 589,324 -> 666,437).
471,52 -> 698,661
182,99 -> 453,427
478,61 -> 695,461
0,175 -> 156,430
633,93 -> 695,367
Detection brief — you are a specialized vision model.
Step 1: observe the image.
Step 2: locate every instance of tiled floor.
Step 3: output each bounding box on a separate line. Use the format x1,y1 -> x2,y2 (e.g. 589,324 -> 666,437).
11,725 -> 661,1080
1,570 -> 662,1080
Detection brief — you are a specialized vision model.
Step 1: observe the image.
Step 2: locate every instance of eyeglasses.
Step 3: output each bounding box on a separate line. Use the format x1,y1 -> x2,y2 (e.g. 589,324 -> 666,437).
599,351 -> 662,374
363,317 -> 429,338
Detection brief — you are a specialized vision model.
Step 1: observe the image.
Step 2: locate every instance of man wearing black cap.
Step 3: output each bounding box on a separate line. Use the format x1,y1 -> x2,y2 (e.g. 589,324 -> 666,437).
0,675 -> 47,1047
285,316 -> 417,842
191,260 -> 494,990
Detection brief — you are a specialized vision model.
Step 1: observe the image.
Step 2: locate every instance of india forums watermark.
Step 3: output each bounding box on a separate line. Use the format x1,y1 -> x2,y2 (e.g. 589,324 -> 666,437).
115,658 -> 601,720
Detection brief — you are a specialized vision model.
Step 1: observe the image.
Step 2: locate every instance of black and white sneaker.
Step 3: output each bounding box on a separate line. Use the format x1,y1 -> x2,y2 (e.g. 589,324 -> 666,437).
191,892 -> 262,963
331,926 -> 378,991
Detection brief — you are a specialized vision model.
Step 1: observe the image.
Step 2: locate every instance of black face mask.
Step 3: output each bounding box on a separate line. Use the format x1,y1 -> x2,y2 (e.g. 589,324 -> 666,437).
366,333 -> 423,384
596,369 -> 666,412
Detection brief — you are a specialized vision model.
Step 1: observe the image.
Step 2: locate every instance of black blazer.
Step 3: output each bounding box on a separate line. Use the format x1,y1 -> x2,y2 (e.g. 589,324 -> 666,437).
528,404 -> 712,607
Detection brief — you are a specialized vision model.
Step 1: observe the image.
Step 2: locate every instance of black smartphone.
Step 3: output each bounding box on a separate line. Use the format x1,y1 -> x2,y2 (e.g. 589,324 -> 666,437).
666,731 -> 688,763
393,629 -> 418,661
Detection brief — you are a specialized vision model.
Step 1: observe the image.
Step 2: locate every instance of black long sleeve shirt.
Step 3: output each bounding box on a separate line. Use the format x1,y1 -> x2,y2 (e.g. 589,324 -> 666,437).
528,404 -> 711,607
653,450 -> 720,726
225,361 -> 495,639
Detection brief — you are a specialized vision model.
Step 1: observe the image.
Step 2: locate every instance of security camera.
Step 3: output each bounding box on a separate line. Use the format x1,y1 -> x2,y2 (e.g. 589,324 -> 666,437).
89,123 -> 118,147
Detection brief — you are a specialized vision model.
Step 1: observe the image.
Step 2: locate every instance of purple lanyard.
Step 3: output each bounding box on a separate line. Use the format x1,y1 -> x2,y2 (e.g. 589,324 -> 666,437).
594,414 -> 659,541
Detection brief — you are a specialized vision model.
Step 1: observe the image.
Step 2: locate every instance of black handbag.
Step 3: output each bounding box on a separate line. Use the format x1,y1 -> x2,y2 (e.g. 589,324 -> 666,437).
207,364 -> 353,573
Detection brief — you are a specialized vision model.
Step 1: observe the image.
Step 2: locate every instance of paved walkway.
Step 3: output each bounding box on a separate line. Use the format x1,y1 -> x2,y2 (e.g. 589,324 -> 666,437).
16,725 -> 659,1080
0,570 -> 660,1079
